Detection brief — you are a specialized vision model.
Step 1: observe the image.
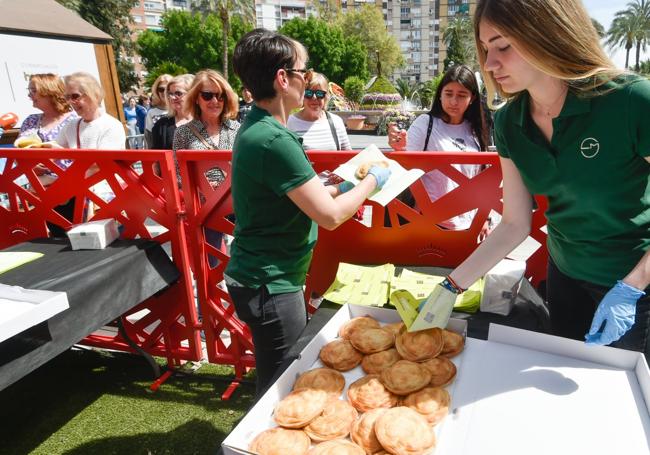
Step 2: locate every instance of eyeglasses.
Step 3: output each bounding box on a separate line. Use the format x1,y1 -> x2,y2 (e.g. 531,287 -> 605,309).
199,91 -> 225,102
285,67 -> 314,83
157,86 -> 167,93
64,93 -> 83,101
167,91 -> 186,99
27,88 -> 37,96
304,89 -> 326,99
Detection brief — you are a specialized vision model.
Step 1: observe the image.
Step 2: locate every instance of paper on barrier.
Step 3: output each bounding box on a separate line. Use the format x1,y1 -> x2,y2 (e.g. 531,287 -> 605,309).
322,262 -> 395,306
332,144 -> 424,206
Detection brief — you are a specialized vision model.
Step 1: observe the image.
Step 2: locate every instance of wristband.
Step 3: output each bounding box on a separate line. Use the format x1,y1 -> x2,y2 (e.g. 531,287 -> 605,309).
441,276 -> 465,295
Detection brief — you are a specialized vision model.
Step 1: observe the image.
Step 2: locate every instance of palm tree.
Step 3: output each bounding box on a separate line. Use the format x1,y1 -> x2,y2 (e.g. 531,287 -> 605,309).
625,0 -> 650,71
395,78 -> 420,102
606,14 -> 636,69
442,14 -> 475,68
607,0 -> 650,71
194,0 -> 255,78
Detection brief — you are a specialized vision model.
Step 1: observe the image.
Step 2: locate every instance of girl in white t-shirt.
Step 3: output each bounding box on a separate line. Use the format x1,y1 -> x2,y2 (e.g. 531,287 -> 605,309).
389,65 -> 490,232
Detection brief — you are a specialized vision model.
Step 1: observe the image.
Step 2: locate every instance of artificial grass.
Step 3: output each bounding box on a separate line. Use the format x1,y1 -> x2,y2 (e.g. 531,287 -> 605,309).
0,348 -> 256,455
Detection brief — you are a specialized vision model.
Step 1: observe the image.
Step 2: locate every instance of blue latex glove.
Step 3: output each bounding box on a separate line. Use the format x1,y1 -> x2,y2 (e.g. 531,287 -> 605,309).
585,280 -> 645,346
338,181 -> 354,194
367,165 -> 391,189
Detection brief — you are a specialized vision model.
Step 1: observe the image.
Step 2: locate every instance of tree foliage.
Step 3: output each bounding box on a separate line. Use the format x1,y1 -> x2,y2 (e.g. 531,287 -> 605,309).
137,11 -> 251,92
280,17 -> 368,84
191,0 -> 255,79
591,18 -> 606,38
607,0 -> 650,70
343,76 -> 366,107
338,5 -> 403,77
442,14 -> 476,70
144,62 -> 188,89
311,0 -> 341,23
137,11 -> 222,72
56,0 -> 139,92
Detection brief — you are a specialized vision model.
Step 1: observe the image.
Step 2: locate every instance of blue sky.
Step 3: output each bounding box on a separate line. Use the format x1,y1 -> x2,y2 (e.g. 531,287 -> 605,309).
583,0 -> 649,67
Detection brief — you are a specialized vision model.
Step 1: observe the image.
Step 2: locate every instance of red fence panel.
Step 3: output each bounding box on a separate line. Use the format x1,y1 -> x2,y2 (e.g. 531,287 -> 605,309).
177,149 -> 549,381
0,148 -> 199,366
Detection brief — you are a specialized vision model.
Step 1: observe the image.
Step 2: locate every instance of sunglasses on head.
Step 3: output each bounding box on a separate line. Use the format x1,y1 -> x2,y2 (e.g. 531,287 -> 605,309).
199,91 -> 225,102
64,93 -> 83,101
304,89 -> 326,99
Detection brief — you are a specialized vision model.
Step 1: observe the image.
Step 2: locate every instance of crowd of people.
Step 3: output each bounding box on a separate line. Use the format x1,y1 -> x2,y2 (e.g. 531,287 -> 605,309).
11,0 -> 650,397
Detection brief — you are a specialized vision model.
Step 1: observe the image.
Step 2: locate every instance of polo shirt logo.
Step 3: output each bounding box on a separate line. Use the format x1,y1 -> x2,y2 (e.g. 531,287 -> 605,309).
580,137 -> 600,158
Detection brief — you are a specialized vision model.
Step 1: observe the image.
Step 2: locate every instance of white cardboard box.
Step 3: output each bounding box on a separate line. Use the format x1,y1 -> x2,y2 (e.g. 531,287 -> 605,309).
0,284 -> 69,342
222,304 -> 466,454
67,218 -> 119,250
222,304 -> 650,455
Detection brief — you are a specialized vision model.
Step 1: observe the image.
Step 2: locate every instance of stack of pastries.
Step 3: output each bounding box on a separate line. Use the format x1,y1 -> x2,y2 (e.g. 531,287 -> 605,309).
248,315 -> 464,455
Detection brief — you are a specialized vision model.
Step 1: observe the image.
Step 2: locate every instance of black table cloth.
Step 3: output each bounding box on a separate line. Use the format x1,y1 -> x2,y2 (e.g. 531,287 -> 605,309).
0,238 -> 179,391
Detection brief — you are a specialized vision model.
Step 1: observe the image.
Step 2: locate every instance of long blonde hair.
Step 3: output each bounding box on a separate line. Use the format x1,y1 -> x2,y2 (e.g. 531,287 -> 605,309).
473,0 -> 623,108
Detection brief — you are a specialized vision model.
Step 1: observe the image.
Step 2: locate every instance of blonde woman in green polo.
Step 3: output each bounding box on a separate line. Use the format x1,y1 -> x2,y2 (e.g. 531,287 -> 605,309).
425,0 -> 650,358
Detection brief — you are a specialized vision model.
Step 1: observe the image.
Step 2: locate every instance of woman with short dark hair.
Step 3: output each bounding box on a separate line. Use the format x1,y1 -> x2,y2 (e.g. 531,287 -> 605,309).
226,29 -> 391,395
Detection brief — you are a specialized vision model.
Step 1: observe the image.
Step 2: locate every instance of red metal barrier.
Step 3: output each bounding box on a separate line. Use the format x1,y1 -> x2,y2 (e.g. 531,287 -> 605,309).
177,149 -> 549,386
0,148 -> 199,367
177,151 -> 255,385
1,148 -> 549,393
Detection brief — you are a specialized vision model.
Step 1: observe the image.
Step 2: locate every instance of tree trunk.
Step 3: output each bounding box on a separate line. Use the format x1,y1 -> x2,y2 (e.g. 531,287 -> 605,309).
635,42 -> 641,72
220,6 -> 230,78
625,47 -> 631,69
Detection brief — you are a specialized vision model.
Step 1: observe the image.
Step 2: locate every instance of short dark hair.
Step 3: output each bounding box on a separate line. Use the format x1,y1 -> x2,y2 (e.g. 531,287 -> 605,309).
233,28 -> 305,101
430,64 -> 489,151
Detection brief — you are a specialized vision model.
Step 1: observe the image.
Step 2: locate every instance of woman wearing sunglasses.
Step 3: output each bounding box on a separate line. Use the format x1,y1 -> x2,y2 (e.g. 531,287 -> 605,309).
56,72 -> 126,150
151,73 -> 194,150
18,73 -> 77,145
229,29 -> 391,396
287,72 -> 351,151
144,73 -> 173,148
173,69 -> 240,267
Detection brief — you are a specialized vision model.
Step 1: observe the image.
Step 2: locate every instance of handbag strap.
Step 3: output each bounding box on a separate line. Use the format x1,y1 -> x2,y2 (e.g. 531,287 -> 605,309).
325,111 -> 340,151
188,122 -> 213,149
423,112 -> 434,151
76,119 -> 83,149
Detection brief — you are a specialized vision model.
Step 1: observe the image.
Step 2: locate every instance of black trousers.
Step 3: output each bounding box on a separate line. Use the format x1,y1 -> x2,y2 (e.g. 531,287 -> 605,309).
226,284 -> 307,397
547,259 -> 650,360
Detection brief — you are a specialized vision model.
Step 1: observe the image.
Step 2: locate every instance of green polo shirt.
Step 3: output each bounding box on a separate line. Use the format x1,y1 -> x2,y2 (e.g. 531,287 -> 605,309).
494,76 -> 650,287
225,105 -> 317,294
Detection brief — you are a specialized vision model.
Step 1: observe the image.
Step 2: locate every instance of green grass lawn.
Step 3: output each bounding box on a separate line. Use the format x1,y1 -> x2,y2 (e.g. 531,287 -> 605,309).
0,348 -> 256,455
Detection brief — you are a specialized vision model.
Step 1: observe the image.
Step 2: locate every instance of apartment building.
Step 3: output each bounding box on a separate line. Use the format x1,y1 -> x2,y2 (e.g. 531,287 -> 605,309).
341,0 -> 474,81
255,0 -> 315,30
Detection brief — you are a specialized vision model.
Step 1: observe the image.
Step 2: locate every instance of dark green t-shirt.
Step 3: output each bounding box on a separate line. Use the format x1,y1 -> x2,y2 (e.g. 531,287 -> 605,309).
225,105 -> 317,293
494,77 -> 650,287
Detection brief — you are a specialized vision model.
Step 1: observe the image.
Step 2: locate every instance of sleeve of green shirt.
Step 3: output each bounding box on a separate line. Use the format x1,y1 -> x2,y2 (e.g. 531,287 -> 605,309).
493,107 -> 511,159
628,79 -> 650,158
264,131 -> 317,196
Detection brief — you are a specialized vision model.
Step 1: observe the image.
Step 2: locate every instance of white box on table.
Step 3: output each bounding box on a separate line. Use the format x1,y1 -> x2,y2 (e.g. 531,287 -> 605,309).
0,284 -> 69,342
67,218 -> 119,250
222,304 -> 650,455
